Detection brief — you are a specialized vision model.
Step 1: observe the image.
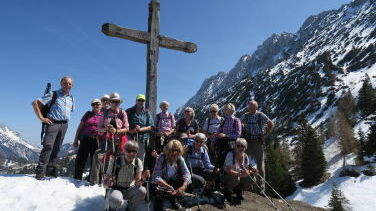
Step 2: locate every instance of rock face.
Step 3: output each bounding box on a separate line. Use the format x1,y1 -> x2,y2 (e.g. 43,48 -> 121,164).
195,191 -> 325,211
0,124 -> 40,162
178,0 -> 376,131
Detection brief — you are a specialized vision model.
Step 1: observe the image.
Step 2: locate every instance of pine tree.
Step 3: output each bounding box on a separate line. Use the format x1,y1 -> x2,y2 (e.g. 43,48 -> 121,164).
357,129 -> 366,164
366,124 -> 376,156
328,184 -> 351,211
301,120 -> 327,187
358,75 -> 376,117
265,143 -> 297,198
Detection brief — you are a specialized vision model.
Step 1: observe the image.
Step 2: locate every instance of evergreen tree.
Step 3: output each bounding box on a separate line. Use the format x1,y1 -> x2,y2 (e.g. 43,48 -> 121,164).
300,120 -> 327,187
265,143 -> 296,198
366,124 -> 376,156
328,184 -> 351,211
358,75 -> 376,117
357,129 -> 366,164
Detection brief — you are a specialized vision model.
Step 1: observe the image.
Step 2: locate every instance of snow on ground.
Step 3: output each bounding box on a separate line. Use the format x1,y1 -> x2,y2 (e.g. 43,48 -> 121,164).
288,136 -> 376,211
0,175 -> 105,211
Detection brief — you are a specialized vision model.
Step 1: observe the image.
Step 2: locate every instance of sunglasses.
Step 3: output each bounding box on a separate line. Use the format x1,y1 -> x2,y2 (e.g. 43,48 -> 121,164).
111,101 -> 121,104
185,111 -> 192,113
236,145 -> 245,148
91,103 -> 101,106
126,149 -> 138,153
137,99 -> 145,102
210,110 -> 217,113
196,140 -> 204,143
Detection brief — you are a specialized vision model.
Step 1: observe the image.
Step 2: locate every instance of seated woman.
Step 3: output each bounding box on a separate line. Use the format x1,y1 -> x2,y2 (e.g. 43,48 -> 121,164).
73,98 -> 103,180
152,139 -> 203,209
223,138 -> 257,203
175,107 -> 200,146
103,141 -> 146,211
185,133 -> 216,183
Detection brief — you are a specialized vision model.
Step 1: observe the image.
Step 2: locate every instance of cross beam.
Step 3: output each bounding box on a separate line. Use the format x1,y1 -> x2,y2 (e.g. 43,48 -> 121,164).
101,0 -> 197,117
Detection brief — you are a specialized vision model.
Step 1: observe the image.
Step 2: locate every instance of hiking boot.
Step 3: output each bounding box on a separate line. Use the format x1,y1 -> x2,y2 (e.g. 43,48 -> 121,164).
35,173 -> 45,180
223,191 -> 234,204
171,197 -> 182,210
46,167 -> 58,177
235,190 -> 244,200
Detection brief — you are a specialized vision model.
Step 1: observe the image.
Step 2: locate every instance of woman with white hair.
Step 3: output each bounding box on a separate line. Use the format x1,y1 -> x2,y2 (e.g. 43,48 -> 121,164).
175,107 -> 200,145
216,103 -> 242,170
202,104 -> 223,161
223,138 -> 257,203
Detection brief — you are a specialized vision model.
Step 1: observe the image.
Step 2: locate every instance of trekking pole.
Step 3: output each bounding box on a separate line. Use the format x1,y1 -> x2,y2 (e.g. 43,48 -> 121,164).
240,166 -> 280,211
256,173 -> 297,211
146,178 -> 151,211
188,161 -> 201,210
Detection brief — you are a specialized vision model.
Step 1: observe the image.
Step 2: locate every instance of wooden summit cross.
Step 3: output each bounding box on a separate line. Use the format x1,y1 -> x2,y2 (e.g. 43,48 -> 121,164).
102,0 -> 197,117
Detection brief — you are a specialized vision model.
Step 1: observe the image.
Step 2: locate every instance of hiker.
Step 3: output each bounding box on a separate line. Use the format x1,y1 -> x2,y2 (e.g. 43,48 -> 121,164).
202,104 -> 223,160
216,103 -> 242,169
223,138 -> 257,203
149,101 -> 176,173
154,101 -> 176,154
184,133 -> 216,184
126,94 -> 154,177
176,107 -> 200,145
103,141 -> 147,211
32,76 -> 75,180
152,139 -> 192,210
89,92 -> 129,185
100,94 -> 111,111
241,100 -> 274,192
72,98 -> 103,180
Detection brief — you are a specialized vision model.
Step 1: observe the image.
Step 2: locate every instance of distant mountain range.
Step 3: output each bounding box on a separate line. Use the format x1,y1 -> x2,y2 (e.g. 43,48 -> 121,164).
0,124 -> 40,162
178,0 -> 376,133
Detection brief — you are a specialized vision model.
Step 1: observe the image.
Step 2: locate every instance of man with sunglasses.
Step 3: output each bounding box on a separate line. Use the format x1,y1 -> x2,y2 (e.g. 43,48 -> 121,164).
126,94 -> 154,177
104,141 -> 147,211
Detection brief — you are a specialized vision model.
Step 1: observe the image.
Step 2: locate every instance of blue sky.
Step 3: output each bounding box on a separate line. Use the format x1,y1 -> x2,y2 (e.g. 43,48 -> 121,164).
0,0 -> 350,146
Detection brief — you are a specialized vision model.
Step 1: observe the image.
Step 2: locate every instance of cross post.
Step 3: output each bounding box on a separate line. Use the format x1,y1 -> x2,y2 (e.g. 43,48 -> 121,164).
102,0 -> 197,117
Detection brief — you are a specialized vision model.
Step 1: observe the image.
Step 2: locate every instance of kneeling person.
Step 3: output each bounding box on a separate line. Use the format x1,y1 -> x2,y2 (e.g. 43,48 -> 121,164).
104,141 -> 146,211
223,138 -> 257,202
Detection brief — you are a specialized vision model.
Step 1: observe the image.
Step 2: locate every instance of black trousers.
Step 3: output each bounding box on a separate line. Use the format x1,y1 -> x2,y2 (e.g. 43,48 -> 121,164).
216,137 -> 236,169
74,136 -> 98,180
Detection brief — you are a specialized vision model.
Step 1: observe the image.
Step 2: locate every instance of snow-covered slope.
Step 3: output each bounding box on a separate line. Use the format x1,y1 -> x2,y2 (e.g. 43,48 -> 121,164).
0,125 -> 40,162
288,137 -> 376,211
0,175 -> 104,211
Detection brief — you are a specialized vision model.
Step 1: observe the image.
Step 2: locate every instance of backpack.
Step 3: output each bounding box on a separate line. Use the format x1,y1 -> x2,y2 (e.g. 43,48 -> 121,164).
205,117 -> 224,133
114,155 -> 140,187
231,150 -> 249,166
156,112 -> 174,130
126,106 -> 150,128
82,111 -> 95,123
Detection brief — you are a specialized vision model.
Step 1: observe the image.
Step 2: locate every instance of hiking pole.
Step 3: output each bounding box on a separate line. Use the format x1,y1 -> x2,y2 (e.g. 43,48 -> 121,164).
188,161 -> 201,211
240,166 -> 280,211
146,178 -> 151,211
256,173 -> 297,211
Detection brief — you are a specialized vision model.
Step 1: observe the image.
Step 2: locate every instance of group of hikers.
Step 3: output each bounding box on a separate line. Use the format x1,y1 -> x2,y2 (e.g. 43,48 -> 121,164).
32,76 -> 275,211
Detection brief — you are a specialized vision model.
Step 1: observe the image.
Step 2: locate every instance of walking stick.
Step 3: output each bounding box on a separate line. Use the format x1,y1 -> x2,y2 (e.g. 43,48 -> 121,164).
256,173 -> 297,211
240,165 -> 280,211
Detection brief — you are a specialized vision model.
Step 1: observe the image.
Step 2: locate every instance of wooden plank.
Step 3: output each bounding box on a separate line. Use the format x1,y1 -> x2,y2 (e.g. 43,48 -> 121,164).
102,23 -> 197,53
